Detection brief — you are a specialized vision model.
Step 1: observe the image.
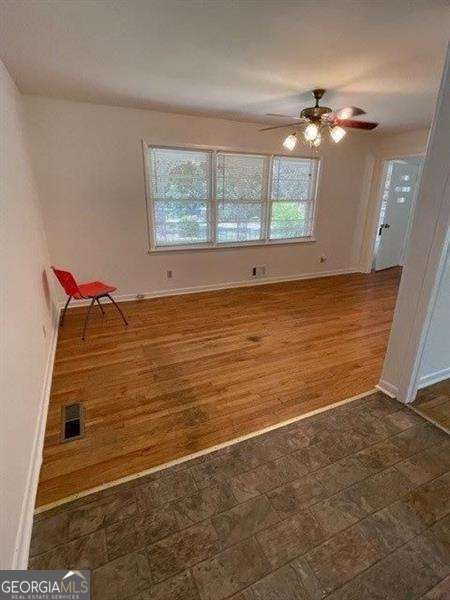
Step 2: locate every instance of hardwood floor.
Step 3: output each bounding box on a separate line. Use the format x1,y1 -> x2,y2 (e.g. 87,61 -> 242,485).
37,268 -> 401,507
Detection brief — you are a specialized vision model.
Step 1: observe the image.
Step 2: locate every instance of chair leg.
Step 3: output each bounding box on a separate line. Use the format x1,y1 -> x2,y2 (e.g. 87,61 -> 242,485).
82,298 -> 96,340
106,294 -> 128,326
60,296 -> 72,326
96,297 -> 105,315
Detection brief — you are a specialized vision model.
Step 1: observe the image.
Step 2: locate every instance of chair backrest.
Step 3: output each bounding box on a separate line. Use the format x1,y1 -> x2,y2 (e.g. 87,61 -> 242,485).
51,266 -> 80,297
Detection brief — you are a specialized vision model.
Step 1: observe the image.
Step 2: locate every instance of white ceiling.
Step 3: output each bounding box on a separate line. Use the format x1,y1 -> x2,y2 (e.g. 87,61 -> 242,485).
1,0 -> 449,132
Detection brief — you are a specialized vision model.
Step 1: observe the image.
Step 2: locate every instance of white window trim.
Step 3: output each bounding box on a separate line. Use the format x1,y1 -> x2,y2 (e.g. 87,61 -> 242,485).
142,141 -> 320,253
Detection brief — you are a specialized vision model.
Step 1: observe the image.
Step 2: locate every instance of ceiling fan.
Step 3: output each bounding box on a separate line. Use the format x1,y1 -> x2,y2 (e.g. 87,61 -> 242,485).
260,89 -> 378,150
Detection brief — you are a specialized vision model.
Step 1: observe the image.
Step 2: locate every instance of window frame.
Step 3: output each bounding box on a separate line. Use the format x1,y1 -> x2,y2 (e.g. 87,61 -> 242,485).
143,141 -> 320,252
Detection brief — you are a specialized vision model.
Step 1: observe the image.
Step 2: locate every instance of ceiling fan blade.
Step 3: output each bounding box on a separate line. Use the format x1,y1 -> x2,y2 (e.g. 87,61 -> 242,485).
335,118 -> 379,130
265,113 -> 302,119
259,123 -> 299,131
331,106 -> 366,120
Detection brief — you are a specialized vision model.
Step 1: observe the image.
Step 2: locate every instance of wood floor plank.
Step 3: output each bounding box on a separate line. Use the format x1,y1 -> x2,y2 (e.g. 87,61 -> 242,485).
36,268 -> 401,507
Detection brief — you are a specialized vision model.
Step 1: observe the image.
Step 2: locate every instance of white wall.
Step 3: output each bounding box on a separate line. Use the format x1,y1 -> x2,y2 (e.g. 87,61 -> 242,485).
380,47 -> 450,401
0,62 -> 57,568
419,238 -> 450,386
24,96 -> 375,302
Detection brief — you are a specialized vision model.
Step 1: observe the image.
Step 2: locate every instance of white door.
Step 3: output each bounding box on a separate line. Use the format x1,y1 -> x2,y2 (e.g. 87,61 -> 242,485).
375,158 -> 422,271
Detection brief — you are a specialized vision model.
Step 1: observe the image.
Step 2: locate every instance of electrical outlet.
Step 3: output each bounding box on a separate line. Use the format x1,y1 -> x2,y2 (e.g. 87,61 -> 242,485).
320,256 -> 327,263
167,270 -> 173,279
252,266 -> 266,278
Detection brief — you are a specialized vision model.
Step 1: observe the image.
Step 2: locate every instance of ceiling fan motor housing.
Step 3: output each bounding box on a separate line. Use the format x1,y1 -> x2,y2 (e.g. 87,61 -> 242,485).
300,105 -> 332,121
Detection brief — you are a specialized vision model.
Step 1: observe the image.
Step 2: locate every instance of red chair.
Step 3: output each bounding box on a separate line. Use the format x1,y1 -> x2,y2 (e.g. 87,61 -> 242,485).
51,267 -> 128,340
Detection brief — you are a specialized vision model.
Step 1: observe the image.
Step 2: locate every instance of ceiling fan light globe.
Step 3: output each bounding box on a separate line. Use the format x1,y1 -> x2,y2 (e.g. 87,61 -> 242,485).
330,126 -> 346,143
312,133 -> 322,147
304,123 -> 319,141
282,134 -> 297,151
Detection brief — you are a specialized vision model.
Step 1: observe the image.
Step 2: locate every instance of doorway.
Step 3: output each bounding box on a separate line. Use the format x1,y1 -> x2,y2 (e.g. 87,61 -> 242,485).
374,156 -> 423,271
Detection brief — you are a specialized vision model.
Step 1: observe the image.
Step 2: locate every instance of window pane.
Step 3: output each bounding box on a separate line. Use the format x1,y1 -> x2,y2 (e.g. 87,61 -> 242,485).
216,153 -> 265,201
151,148 -> 210,201
154,200 -> 209,246
271,156 -> 316,202
217,202 -> 262,242
270,157 -> 317,239
270,202 -> 312,239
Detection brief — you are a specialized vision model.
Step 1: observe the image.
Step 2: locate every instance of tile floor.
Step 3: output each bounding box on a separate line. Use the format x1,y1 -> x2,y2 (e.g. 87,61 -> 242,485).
30,392 -> 450,600
414,379 -> 450,432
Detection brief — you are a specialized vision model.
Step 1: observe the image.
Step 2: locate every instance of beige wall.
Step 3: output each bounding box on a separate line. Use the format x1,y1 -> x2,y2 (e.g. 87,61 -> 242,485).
24,96 -> 376,301
0,62 -> 57,568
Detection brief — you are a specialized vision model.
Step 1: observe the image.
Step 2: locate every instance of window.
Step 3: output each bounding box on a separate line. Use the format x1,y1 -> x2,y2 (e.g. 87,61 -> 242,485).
145,145 -> 319,250
150,148 -> 211,246
270,156 -> 318,240
216,152 -> 267,243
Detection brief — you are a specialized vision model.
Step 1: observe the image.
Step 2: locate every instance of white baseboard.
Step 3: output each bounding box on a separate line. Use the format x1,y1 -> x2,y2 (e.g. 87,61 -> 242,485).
62,268 -> 356,308
418,367 -> 450,389
376,379 -> 399,399
11,312 -> 59,569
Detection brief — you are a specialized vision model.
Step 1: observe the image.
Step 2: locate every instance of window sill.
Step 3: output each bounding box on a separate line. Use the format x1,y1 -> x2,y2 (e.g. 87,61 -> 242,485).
147,237 -> 316,254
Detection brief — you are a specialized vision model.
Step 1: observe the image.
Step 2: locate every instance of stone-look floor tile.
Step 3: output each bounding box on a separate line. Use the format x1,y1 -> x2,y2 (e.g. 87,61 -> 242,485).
256,509 -> 325,569
93,551 -> 152,600
313,455 -> 372,496
189,453 -> 247,489
391,535 -> 448,596
306,520 -> 386,593
29,530 -> 108,570
228,436 -> 287,468
343,466 -> 413,514
407,526 -> 450,580
171,483 -> 237,528
228,590 -> 256,600
30,502 -> 105,555
395,441 -> 450,487
192,538 -> 270,600
430,514 -> 450,555
230,455 -> 307,503
422,576 -> 450,599
326,546 -> 428,600
283,419 -> 330,451
351,410 -> 399,444
212,495 -> 281,548
267,473 -> 327,518
356,439 -> 407,473
100,489 -> 138,526
391,424 -> 447,457
291,445 -> 330,472
134,570 -> 200,600
135,470 -> 198,513
318,430 -> 368,462
384,408 -> 424,431
310,494 -> 366,538
403,473 -> 450,525
249,557 -> 323,600
105,506 -> 180,560
147,521 -> 221,583
360,502 -> 426,554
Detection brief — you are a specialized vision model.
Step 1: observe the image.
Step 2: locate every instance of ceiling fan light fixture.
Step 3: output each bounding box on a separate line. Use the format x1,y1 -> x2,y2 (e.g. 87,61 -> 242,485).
304,122 -> 319,142
312,133 -> 322,147
330,125 -> 346,143
283,133 -> 297,151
